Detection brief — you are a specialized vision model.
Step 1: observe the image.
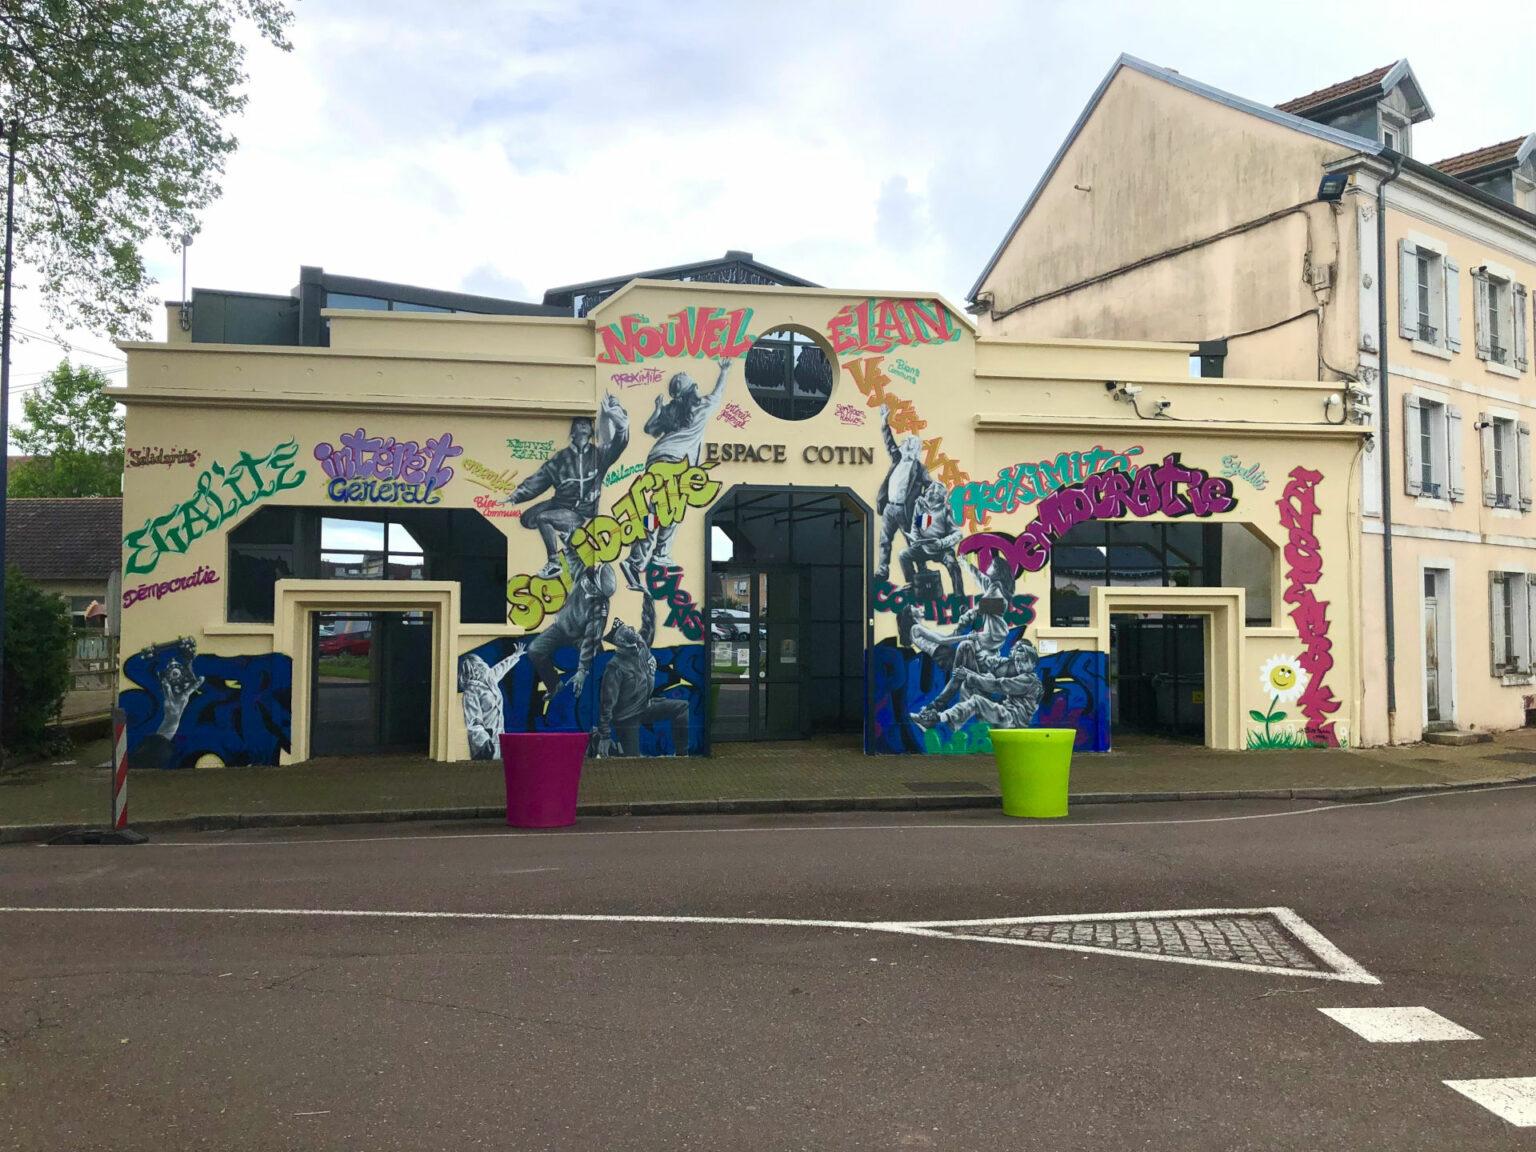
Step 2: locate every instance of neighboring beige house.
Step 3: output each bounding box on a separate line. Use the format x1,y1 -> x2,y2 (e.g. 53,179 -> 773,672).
970,56 -> 1536,747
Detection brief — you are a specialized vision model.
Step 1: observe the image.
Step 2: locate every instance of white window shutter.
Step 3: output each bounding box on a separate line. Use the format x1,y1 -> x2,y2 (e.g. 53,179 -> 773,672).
1474,270 -> 1491,360
1491,573 -> 1507,675
1444,259 -> 1462,352
1520,421 -> 1533,511
1403,394 -> 1423,496
1515,283 -> 1530,372
1517,579 -> 1533,674
1526,576 -> 1536,673
1479,412 -> 1497,507
1446,406 -> 1465,501
1398,240 -> 1418,338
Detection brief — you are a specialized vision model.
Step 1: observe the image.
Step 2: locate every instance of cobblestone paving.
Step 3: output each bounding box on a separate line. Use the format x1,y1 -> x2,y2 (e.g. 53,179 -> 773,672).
962,913 -> 1324,972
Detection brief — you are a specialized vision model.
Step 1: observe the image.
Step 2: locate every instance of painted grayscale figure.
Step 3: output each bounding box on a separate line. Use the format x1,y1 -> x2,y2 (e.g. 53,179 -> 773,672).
900,479 -> 965,598
128,638 -> 205,770
593,597 -> 690,757
874,402 -> 931,583
457,644 -> 524,760
528,558 -> 616,700
907,555 -> 1041,733
620,357 -> 732,590
508,394 -> 629,578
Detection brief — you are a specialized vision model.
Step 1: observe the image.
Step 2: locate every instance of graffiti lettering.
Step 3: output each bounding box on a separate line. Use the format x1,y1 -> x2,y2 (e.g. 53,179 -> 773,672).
826,298 -> 962,358
506,437 -> 556,460
462,458 -> 520,493
126,446 -> 200,469
506,563 -> 574,631
122,566 -> 221,609
951,446 -> 1144,525
326,478 -> 442,505
570,460 -> 720,569
313,429 -> 461,491
644,563 -> 705,641
474,494 -> 521,519
871,578 -> 1037,628
597,306 -> 757,366
1222,454 -> 1269,490
609,367 -> 665,389
958,454 -> 1237,576
1278,466 -> 1340,747
834,403 -> 866,426
605,461 -> 646,486
717,402 -> 751,429
123,440 -> 306,576
889,357 -> 920,384
843,356 -> 973,522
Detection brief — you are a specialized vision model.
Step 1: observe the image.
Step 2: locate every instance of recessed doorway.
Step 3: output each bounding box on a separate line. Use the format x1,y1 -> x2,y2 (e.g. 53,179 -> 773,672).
706,487 -> 867,744
310,610 -> 433,756
1111,613 -> 1207,743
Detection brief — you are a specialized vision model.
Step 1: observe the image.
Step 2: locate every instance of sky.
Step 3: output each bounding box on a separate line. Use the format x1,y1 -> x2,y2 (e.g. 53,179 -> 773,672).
7,0 -> 1535,428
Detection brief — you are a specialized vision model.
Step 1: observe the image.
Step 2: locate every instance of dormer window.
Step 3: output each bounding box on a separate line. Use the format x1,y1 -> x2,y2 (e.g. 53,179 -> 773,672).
1380,110 -> 1411,155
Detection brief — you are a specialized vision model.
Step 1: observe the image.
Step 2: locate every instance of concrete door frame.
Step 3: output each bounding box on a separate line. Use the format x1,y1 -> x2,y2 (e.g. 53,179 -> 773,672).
1087,586 -> 1245,751
273,579 -> 461,763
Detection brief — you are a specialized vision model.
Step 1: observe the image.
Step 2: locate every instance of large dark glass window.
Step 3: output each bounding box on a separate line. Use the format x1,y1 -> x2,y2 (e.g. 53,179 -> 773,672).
228,507 -> 507,624
744,328 -> 833,421
1050,521 -> 1273,627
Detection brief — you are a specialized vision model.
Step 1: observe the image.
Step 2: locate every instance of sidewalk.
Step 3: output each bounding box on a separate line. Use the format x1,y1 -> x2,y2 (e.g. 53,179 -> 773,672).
5,729 -> 1536,842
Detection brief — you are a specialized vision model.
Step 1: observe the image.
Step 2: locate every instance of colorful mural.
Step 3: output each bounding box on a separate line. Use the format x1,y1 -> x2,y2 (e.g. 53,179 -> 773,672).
121,638 -> 292,769
1276,466 -> 1341,747
312,427 -> 462,505
123,439 -> 305,575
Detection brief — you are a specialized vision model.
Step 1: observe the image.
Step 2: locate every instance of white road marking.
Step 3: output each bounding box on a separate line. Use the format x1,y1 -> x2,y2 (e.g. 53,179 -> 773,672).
0,904 -> 1379,983
1443,1078 -> 1536,1127
102,780 -> 1536,850
1318,1006 -> 1480,1043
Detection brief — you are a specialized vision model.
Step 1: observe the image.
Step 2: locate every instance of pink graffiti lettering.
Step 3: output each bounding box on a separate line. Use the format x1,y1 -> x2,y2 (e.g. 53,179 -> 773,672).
826,298 -> 962,358
597,307 -> 756,366
609,368 -> 665,388
717,402 -> 751,429
1278,466 -> 1340,747
957,454 -> 1237,576
834,403 -> 865,426
122,565 -> 221,609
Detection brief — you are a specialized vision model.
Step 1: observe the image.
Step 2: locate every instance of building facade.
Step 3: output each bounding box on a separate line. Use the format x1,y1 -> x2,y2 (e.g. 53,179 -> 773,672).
115,280 -> 1362,766
969,56 -> 1536,745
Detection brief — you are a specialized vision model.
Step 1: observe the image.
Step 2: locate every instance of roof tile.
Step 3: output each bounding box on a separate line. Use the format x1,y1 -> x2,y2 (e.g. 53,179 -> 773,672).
1433,137 -> 1528,177
1276,64 -> 1395,115
4,498 -> 122,584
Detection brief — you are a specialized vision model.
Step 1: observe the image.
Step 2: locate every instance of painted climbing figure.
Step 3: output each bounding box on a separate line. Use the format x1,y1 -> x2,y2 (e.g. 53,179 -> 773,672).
621,356 -> 733,591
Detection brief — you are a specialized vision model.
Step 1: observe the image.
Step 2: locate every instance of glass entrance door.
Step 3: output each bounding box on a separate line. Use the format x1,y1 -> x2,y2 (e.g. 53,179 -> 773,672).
1110,614 -> 1207,742
709,570 -> 809,741
311,610 -> 432,757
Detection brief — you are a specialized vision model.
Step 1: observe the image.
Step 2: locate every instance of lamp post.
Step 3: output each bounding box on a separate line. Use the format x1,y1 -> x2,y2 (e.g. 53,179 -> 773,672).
0,117 -> 18,748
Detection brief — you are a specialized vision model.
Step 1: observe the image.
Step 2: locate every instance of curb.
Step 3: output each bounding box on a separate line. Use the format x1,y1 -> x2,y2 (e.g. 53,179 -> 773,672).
5,773 -> 1535,845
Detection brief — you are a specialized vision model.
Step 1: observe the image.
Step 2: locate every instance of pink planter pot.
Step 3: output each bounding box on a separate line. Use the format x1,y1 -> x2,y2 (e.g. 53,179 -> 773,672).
498,732 -> 589,828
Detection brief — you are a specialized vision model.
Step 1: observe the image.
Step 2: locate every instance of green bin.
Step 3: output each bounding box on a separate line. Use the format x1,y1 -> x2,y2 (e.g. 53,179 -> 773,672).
990,728 -> 1075,818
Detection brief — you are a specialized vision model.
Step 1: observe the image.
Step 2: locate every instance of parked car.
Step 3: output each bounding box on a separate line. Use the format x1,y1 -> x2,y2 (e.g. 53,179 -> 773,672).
318,619 -> 371,657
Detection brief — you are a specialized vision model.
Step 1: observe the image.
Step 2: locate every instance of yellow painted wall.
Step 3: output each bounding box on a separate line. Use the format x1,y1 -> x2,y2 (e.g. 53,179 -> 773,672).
117,281 -> 1364,764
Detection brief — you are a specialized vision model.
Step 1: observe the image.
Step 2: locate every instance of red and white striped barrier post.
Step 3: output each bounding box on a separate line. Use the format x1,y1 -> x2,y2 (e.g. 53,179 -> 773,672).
110,708 -> 129,832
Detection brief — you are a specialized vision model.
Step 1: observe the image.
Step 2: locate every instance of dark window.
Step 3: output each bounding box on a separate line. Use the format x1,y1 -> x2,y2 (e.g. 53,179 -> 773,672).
228,507 -> 506,624
744,328 -> 834,421
1050,521 -> 1273,627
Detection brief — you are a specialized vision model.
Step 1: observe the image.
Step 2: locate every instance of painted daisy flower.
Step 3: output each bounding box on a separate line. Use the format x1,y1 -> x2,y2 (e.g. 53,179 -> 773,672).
1258,654 -> 1308,703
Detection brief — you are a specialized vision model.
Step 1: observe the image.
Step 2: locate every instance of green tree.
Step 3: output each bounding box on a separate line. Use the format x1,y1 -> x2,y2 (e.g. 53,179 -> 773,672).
10,360 -> 123,497
0,1 -> 294,338
2,566 -> 73,755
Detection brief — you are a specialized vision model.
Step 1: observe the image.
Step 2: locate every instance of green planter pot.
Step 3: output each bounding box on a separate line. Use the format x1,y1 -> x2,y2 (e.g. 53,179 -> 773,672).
990,728 -> 1075,818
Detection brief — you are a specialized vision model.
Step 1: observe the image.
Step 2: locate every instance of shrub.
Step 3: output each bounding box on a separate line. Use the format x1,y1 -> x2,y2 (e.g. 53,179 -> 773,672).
3,567 -> 74,756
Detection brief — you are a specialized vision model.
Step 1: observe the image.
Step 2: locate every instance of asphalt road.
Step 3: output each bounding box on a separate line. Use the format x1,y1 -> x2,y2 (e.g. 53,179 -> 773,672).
4,785 -> 1536,1150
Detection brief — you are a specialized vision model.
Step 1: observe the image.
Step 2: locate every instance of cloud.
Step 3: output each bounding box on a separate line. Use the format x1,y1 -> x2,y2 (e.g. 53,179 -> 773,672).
7,0 -> 1535,426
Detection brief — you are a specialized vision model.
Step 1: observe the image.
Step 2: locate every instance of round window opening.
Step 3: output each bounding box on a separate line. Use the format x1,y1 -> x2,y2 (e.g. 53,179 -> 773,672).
743,326 -> 835,421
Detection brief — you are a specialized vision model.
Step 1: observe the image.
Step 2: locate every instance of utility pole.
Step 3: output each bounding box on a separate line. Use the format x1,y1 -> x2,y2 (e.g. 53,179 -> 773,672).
0,117 -> 18,749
